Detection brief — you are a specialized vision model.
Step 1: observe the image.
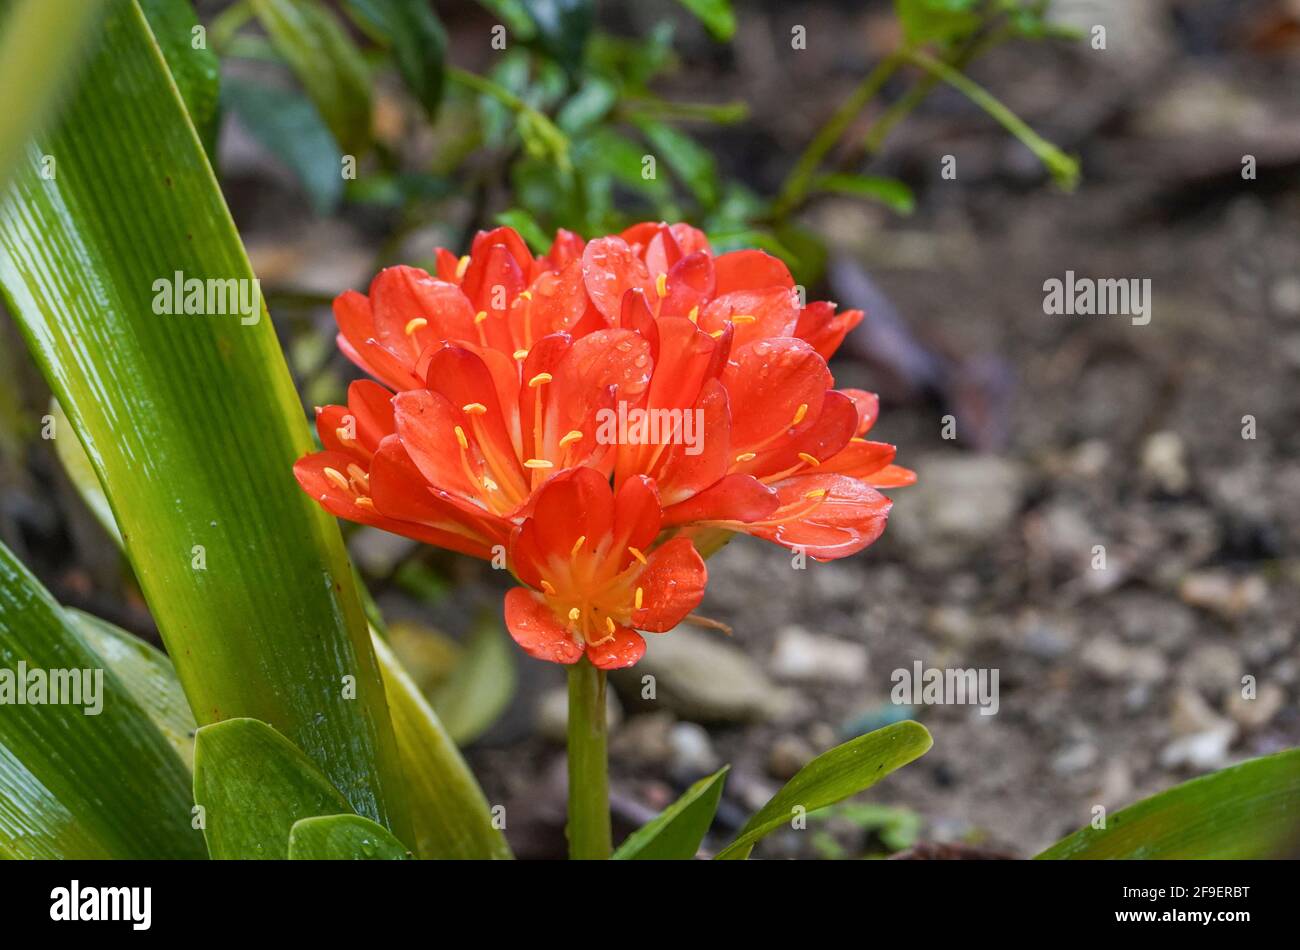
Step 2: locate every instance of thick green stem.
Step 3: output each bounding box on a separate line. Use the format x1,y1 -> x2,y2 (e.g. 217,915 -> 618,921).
566,659 -> 611,859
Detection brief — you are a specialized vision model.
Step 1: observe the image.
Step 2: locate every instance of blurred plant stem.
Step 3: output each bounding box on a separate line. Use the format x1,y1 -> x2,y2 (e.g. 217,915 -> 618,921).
772,51 -> 904,220
772,17 -> 1079,224
567,658 -> 611,859
447,66 -> 571,172
902,47 -> 1078,189
621,95 -> 749,125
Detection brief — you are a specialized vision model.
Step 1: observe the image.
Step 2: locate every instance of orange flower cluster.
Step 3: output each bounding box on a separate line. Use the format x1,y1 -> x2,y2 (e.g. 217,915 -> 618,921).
296,223 -> 913,668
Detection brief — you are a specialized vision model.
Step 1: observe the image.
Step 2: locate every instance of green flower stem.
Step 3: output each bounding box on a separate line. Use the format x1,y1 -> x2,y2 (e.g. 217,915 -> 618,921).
566,658 -> 611,859
772,51 -> 904,219
901,47 -> 1079,189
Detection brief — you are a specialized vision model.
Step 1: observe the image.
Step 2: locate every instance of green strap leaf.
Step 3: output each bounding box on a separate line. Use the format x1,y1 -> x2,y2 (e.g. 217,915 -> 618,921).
138,0 -> 219,154
48,399 -> 120,546
69,609 -> 197,770
715,721 -> 933,860
0,0 -> 411,843
194,718 -> 352,859
0,0 -> 104,191
614,766 -> 728,860
1037,748 -> 1300,859
288,813 -> 412,859
248,0 -> 372,156
343,0 -> 447,121
373,634 -> 513,860
0,541 -> 203,859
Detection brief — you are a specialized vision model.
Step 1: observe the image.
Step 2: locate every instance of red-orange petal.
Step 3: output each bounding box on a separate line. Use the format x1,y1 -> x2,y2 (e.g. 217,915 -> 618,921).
633,537 -> 707,632
586,624 -> 646,669
504,588 -> 585,665
712,249 -> 794,295
582,236 -> 655,323
661,473 -> 779,527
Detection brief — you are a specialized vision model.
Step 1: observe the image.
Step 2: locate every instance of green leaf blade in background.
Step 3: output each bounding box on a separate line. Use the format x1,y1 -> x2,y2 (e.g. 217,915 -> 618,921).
194,718 -> 351,860
813,173 -> 915,215
344,0 -> 447,121
0,540 -> 203,859
614,766 -> 728,860
138,0 -> 219,155
0,0 -> 104,192
524,0 -> 593,78
428,616 -> 518,746
676,0 -> 735,41
0,0 -> 411,843
715,721 -> 933,860
1037,749 -> 1300,860
633,116 -> 719,208
248,0 -> 372,156
373,634 -> 513,860
288,813 -> 411,859
223,76 -> 344,214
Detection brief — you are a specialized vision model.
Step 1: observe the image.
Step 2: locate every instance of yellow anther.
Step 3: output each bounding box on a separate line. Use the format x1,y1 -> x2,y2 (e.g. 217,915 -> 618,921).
571,535 -> 587,557
462,402 -> 487,415
323,467 -> 350,492
797,452 -> 821,467
513,348 -> 530,361
455,255 -> 470,279
354,496 -> 375,510
482,475 -> 499,492
635,587 -> 644,610
541,580 -> 557,594
850,436 -> 868,443
730,313 -> 756,324
454,425 -> 468,449
346,463 -> 370,489
524,458 -> 553,469
528,372 -> 553,387
735,452 -> 757,463
474,310 -> 488,325
404,317 -> 428,335
568,607 -> 581,622
627,546 -> 647,565
792,403 -> 809,426
655,273 -> 668,298
559,429 -> 584,448
519,289 -> 533,301
710,329 -> 725,338
804,488 -> 828,500
687,305 -> 699,324
605,616 -> 617,635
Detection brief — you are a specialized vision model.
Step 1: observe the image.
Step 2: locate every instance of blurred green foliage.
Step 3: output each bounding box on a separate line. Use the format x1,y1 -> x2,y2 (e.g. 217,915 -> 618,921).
205,0 -> 1077,286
